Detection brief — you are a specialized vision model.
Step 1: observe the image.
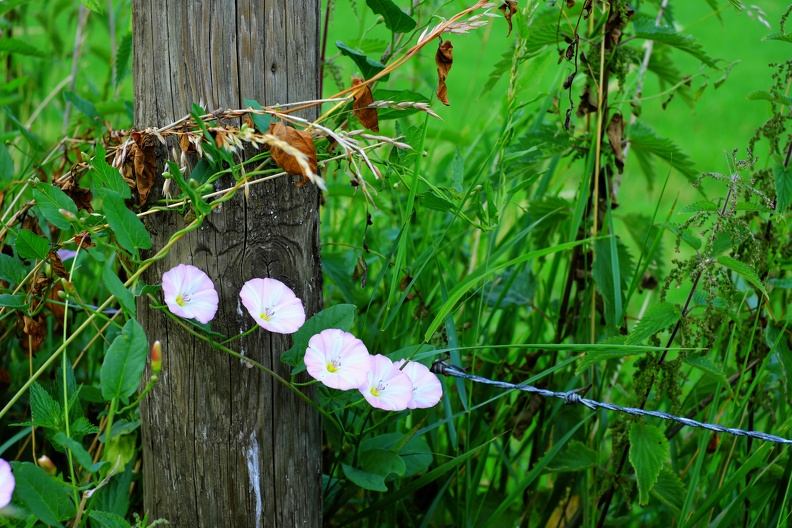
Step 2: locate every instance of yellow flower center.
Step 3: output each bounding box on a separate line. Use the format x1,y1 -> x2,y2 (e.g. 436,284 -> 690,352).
327,362 -> 339,373
176,295 -> 185,306
259,307 -> 274,322
370,387 -> 380,397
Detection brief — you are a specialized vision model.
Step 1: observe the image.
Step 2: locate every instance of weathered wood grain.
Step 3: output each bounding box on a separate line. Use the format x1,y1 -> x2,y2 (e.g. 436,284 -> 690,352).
134,1 -> 321,526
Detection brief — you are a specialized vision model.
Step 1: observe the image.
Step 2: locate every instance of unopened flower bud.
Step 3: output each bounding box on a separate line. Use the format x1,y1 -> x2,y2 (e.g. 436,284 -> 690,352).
151,341 -> 162,377
37,455 -> 56,476
60,279 -> 76,296
59,209 -> 77,222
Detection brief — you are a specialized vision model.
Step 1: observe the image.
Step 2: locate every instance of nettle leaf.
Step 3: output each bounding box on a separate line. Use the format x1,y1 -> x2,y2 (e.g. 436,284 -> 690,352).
336,41 -> 387,80
29,382 -> 62,430
680,200 -> 718,214
33,183 -> 78,230
91,145 -> 130,198
632,18 -> 716,66
365,0 -> 416,34
774,162 -> 792,214
683,354 -> 733,396
64,91 -> 100,123
626,302 -> 681,345
629,423 -> 669,506
102,189 -> 152,258
717,255 -> 768,298
282,304 -> 356,370
764,32 -> 792,44
628,122 -> 697,184
88,511 -> 132,528
15,230 -> 49,260
0,253 -> 26,286
342,463 -> 388,492
104,257 -> 136,318
114,32 -> 133,88
100,319 -> 148,402
659,221 -> 701,250
545,440 -> 598,472
11,461 -> 76,526
650,467 -> 686,512
81,0 -> 103,14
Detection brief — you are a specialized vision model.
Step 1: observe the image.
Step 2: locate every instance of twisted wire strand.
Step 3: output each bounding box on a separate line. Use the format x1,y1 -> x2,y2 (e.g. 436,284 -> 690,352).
430,360 -> 792,446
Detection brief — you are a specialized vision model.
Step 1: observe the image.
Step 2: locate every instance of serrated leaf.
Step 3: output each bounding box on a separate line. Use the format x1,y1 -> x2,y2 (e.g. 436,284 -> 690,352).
360,448 -> 407,478
717,255 -> 768,298
33,183 -> 78,230
88,511 -> 132,528
100,319 -> 148,402
11,461 -> 76,526
0,142 -> 13,180
243,98 -> 272,133
0,293 -> 27,309
650,467 -> 686,511
626,302 -> 682,345
764,32 -> 792,44
53,432 -> 107,473
629,423 -> 669,506
15,230 -> 49,260
114,32 -> 132,88
659,221 -> 701,250
683,355 -> 733,396
545,440 -> 598,472
365,0 -> 416,33
0,253 -> 26,285
0,37 -> 45,57
679,200 -> 718,213
81,0 -> 103,14
70,416 -> 100,437
64,91 -> 100,122
102,189 -> 152,258
336,41 -> 387,80
774,163 -> 792,214
104,257 -> 136,318
629,122 -> 698,183
91,145 -> 130,198
633,19 -> 716,66
282,304 -> 356,369
735,201 -> 774,213
28,382 -> 62,430
342,463 -> 388,492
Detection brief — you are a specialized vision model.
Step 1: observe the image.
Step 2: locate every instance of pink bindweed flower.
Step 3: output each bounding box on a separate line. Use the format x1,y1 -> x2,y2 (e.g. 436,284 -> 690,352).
239,278 -> 305,334
359,355 -> 414,411
394,359 -> 443,409
162,264 -> 219,324
304,329 -> 371,390
0,458 -> 14,509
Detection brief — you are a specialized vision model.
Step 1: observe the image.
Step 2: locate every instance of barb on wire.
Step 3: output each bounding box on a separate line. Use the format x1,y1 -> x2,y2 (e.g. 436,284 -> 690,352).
430,359 -> 792,446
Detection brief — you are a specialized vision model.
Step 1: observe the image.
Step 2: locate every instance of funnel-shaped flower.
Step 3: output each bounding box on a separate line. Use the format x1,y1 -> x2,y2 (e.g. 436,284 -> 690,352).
0,458 -> 14,509
239,278 -> 305,334
359,355 -> 413,411
394,359 -> 443,409
304,329 -> 371,390
162,264 -> 219,324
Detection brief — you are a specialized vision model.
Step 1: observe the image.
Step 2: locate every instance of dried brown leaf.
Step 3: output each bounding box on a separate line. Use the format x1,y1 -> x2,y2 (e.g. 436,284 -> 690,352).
179,132 -> 196,154
351,78 -> 379,132
606,112 -> 624,172
499,1 -> 518,36
19,313 -> 45,354
73,232 -> 94,249
57,176 -> 93,212
47,283 -> 65,323
131,132 -> 157,206
435,40 -> 454,106
268,121 -> 318,186
47,250 -> 69,279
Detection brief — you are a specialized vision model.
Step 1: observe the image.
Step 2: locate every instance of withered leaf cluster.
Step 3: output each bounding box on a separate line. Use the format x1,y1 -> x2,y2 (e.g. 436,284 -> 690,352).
499,1 -> 518,36
352,78 -> 379,132
435,40 -> 454,106
268,121 -> 318,186
122,131 -> 157,206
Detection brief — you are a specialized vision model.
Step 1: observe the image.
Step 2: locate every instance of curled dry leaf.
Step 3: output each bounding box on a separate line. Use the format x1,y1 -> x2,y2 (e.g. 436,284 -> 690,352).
73,232 -> 95,249
351,78 -> 379,132
435,40 -> 454,106
47,282 -> 65,323
606,112 -> 624,172
123,131 -> 158,206
499,1 -> 518,36
47,250 -> 69,279
179,132 -> 197,154
268,121 -> 318,187
57,175 -> 93,212
19,313 -> 45,354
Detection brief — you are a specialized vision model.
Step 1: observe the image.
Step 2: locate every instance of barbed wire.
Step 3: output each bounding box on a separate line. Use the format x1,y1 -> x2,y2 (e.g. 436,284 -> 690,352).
430,359 -> 792,446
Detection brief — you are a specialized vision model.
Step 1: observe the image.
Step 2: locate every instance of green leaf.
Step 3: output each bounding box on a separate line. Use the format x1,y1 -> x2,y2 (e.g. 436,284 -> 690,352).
450,146 -> 464,193
650,467 -> 686,511
15,230 -> 49,260
626,302 -> 682,345
764,32 -> 792,44
114,32 -> 133,88
545,440 -> 598,472
28,382 -> 62,430
53,432 -> 107,473
100,319 -> 148,402
80,0 -> 103,14
342,463 -> 388,492
0,142 -> 13,180
88,511 -> 132,528
774,163 -> 792,214
679,200 -> 718,213
3,106 -> 42,152
167,161 -> 211,216
102,189 -> 152,257
0,0 -> 32,16
629,122 -> 698,184
33,183 -> 78,230
360,448 -> 407,478
11,461 -> 76,526
336,41 -> 387,80
0,293 -> 27,309
0,37 -> 45,57
659,221 -> 701,250
282,304 -> 356,368
717,255 -> 768,298
104,257 -> 136,318
372,89 -> 430,120
70,416 -> 100,437
243,98 -> 272,133
683,354 -> 734,396
0,253 -> 26,285
365,0 -> 416,33
629,422 -> 669,506
91,145 -> 130,198
632,19 -> 716,66
64,91 -> 100,122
